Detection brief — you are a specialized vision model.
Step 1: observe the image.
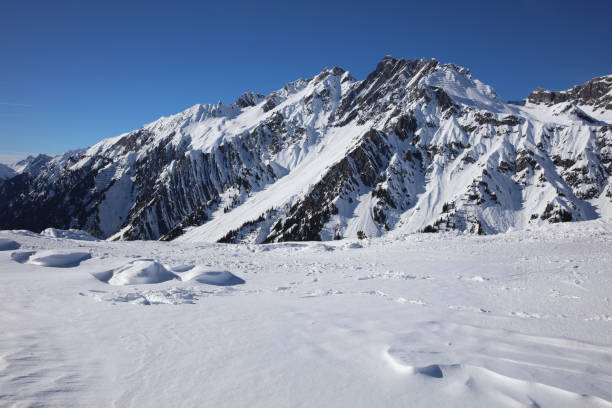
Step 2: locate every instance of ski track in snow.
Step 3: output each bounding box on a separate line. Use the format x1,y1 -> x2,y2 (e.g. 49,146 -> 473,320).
0,220 -> 611,407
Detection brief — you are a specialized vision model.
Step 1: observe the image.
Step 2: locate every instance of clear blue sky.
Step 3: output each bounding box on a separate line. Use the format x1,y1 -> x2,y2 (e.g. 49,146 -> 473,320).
1,0 -> 611,157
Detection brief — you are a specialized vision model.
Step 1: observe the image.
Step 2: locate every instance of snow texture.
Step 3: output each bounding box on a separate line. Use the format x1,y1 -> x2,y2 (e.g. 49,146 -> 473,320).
0,220 -> 611,407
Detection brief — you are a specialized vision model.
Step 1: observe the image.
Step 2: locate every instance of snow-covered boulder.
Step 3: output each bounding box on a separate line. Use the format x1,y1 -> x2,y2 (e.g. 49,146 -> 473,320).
103,259 -> 178,285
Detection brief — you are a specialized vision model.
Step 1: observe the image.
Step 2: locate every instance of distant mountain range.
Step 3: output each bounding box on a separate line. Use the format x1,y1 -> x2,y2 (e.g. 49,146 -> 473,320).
1,56 -> 611,242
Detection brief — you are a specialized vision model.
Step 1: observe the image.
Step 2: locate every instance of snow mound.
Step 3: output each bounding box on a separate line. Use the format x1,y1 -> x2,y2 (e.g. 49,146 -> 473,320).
40,228 -> 98,241
10,251 -> 35,263
179,265 -> 245,286
92,260 -> 242,286
27,250 -> 91,267
0,238 -> 20,251
95,259 -> 178,286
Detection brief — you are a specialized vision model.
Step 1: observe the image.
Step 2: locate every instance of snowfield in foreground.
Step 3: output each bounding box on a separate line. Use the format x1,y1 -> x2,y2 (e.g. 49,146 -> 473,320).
0,221 -> 611,407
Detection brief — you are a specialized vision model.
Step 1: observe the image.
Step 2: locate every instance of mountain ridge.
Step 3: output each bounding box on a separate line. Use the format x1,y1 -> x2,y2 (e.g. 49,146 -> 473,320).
1,56 -> 610,243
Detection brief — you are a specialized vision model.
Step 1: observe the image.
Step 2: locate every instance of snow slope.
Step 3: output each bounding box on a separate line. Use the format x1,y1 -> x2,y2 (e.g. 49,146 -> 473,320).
1,220 -> 611,407
0,164 -> 15,182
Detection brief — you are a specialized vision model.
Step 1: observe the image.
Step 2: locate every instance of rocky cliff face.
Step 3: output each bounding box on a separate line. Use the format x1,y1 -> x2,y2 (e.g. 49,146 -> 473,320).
1,57 -> 611,242
528,75 -> 612,109
526,75 -> 612,124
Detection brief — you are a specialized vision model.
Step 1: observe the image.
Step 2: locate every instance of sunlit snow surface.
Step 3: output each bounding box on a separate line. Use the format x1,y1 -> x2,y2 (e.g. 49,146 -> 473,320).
1,222 -> 611,407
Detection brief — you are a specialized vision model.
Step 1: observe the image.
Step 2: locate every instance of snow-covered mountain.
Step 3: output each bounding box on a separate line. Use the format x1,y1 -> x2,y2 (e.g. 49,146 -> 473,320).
0,163 -> 16,182
0,57 -> 610,242
0,154 -> 53,185
10,154 -> 54,176
524,74 -> 612,123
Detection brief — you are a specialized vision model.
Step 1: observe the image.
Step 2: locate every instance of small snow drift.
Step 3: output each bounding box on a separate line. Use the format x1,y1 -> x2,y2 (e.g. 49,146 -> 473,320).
170,264 -> 196,272
40,228 -> 98,241
95,259 -> 178,286
179,266 -> 245,286
27,250 -> 91,268
0,238 -> 20,251
383,349 -> 610,407
10,251 -> 35,263
343,242 -> 363,249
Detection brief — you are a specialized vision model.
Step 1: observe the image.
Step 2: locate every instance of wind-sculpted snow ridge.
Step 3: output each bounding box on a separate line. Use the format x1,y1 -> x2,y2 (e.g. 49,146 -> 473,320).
384,321 -> 612,407
0,57 -> 610,242
25,250 -> 92,268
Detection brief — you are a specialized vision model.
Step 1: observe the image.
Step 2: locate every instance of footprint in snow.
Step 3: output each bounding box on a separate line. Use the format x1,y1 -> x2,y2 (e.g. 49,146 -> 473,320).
509,311 -> 546,319
396,297 -> 426,305
302,289 -> 343,297
457,275 -> 489,282
449,305 -> 491,313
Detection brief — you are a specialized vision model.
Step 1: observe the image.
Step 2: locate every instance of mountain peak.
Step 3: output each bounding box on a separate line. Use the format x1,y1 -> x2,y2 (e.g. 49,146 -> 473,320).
235,92 -> 265,108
